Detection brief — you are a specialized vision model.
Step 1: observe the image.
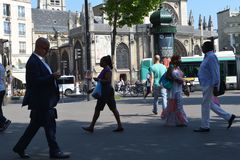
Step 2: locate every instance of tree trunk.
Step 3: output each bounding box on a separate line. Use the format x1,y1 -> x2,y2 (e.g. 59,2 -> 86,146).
111,2 -> 118,87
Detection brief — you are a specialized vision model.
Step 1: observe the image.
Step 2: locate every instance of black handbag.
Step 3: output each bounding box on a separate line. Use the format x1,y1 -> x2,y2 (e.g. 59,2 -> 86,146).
214,80 -> 226,96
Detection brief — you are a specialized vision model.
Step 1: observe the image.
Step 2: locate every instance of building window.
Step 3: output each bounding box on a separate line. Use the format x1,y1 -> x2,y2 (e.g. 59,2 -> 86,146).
4,21 -> 11,34
3,4 -> 10,16
18,23 -> 26,36
18,6 -> 25,19
56,0 -> 60,5
19,42 -> 26,54
51,0 -> 60,5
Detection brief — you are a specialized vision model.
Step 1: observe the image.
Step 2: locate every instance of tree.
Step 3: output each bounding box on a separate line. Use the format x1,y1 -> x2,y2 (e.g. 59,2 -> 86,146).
103,0 -> 165,83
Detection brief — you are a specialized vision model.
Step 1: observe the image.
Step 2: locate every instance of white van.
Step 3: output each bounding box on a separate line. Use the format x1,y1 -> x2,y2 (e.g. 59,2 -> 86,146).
57,75 -> 75,95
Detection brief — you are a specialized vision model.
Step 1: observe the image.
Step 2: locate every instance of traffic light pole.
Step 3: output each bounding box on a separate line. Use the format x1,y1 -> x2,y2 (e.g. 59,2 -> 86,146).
60,60 -> 67,103
75,49 -> 81,95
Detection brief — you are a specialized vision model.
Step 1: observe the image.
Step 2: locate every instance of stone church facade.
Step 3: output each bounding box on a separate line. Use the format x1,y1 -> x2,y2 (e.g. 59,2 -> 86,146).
67,0 -> 217,83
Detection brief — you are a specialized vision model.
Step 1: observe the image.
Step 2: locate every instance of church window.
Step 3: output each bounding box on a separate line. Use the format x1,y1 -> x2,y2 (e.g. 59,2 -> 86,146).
116,43 -> 129,69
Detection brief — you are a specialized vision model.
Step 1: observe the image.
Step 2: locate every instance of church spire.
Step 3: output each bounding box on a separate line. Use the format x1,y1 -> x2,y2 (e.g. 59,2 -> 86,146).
208,15 -> 213,31
188,10 -> 194,26
203,16 -> 207,30
198,14 -> 202,30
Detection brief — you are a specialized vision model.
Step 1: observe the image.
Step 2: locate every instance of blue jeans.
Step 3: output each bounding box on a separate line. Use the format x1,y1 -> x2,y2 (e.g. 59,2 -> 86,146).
153,86 -> 167,112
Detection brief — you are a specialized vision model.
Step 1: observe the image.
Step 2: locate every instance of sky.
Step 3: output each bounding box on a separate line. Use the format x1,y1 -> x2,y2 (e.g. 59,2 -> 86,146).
32,0 -> 240,29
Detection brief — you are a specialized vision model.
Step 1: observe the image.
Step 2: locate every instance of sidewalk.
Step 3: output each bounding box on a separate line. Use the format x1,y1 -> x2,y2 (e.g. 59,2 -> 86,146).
0,91 -> 239,160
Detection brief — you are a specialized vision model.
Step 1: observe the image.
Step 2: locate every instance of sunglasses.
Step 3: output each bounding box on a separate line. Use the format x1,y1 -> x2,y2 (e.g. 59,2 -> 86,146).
42,47 -> 49,51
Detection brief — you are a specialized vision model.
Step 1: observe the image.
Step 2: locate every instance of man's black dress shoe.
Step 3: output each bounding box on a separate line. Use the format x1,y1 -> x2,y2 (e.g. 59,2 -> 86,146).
113,127 -> 124,132
50,151 -> 70,159
194,127 -> 210,132
0,120 -> 11,132
13,148 -> 30,159
82,126 -> 94,133
227,114 -> 236,129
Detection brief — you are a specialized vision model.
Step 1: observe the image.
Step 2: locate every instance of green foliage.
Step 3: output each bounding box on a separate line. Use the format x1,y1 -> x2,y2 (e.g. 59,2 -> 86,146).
103,0 -> 165,27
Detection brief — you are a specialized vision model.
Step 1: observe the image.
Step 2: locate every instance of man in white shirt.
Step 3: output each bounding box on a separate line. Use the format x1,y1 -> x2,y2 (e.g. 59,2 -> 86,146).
194,41 -> 236,132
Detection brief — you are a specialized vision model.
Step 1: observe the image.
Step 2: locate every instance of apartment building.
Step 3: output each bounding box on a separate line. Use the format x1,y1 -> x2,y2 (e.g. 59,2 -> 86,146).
0,0 -> 32,95
217,8 -> 240,89
217,9 -> 240,53
37,0 -> 66,11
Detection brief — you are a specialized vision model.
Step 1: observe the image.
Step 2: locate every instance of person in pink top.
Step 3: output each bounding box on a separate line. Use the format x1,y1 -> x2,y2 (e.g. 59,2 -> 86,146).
164,55 -> 189,127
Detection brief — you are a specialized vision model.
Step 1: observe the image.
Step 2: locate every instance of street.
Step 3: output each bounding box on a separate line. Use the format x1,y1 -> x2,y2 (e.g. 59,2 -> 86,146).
0,91 -> 239,160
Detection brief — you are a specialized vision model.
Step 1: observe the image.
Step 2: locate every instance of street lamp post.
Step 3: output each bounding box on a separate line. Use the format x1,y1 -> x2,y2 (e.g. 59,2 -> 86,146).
85,0 -> 92,100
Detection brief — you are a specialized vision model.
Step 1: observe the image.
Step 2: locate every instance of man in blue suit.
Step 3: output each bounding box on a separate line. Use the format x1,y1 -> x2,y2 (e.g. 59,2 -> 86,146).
13,37 -> 70,159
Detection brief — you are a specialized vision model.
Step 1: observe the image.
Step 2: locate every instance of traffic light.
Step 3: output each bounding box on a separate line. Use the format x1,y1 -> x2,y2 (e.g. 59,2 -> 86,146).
61,60 -> 67,69
63,62 -> 67,69
75,49 -> 81,59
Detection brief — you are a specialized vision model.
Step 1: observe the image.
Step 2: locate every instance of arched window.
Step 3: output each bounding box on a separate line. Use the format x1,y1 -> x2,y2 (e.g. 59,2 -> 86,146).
194,45 -> 202,55
49,50 -> 58,72
116,43 -> 129,69
174,39 -> 188,56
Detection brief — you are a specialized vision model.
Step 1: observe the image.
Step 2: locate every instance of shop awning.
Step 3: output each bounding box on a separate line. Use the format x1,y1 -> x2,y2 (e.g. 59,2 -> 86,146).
12,72 -> 26,84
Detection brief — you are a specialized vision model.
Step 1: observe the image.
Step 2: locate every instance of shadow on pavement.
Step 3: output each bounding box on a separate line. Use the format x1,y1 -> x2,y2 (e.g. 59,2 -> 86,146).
117,94 -> 240,106
1,116 -> 240,160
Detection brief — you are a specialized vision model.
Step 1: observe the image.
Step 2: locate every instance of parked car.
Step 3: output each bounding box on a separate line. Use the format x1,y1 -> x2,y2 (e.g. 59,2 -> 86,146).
57,75 -> 76,95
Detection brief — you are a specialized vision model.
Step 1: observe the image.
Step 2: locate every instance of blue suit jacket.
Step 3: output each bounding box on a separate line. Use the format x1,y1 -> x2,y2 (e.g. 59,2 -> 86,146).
22,54 -> 60,111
